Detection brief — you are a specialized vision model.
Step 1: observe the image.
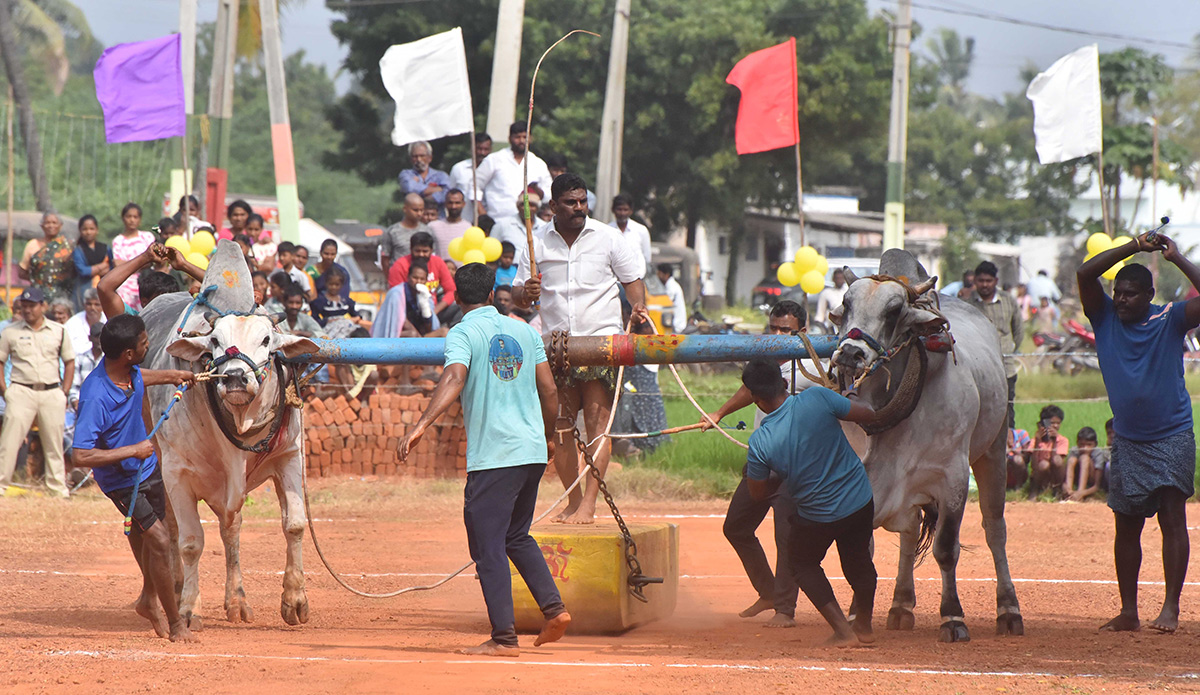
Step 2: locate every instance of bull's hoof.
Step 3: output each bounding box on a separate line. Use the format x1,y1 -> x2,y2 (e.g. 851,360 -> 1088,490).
186,612 -> 203,632
939,620 -> 970,643
281,590 -> 309,626
996,613 -> 1024,636
225,597 -> 254,624
886,607 -> 915,631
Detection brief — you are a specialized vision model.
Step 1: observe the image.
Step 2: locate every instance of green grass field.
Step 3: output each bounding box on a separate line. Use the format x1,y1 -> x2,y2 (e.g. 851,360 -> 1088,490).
610,369 -> 1200,500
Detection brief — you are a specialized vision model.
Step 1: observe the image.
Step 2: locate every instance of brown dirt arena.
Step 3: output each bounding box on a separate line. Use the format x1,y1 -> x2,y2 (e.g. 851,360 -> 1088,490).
3,479 -> 1200,694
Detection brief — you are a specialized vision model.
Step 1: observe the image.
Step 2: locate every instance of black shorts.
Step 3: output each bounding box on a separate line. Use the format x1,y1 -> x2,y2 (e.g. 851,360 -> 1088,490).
104,468 -> 167,532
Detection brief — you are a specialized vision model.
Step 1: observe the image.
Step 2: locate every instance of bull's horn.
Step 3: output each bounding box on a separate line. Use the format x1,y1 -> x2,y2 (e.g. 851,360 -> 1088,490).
202,309 -> 221,326
843,267 -> 860,285
912,277 -> 936,295
270,312 -> 288,326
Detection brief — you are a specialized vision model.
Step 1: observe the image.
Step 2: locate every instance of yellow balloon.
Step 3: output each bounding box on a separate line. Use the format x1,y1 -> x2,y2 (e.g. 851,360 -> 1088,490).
776,262 -> 801,287
1102,260 -> 1124,281
799,269 -> 826,295
794,246 -> 820,274
462,248 -> 487,265
1086,232 -> 1113,256
1111,235 -> 1135,249
812,254 -> 829,276
186,251 -> 209,270
447,237 -> 465,261
482,236 -> 503,263
165,235 -> 191,256
190,230 -> 216,256
463,226 -> 486,250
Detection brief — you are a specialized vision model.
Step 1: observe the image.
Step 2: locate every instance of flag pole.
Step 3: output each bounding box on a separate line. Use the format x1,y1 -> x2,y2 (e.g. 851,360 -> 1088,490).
469,127 -> 478,224
1097,147 -> 1111,236
5,85 -> 13,305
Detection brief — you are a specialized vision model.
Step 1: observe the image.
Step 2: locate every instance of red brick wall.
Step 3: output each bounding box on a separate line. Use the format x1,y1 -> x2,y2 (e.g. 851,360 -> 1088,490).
303,392 -> 466,478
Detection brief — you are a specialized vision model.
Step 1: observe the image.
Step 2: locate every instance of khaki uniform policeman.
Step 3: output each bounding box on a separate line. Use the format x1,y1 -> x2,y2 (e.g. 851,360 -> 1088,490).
0,287 -> 75,497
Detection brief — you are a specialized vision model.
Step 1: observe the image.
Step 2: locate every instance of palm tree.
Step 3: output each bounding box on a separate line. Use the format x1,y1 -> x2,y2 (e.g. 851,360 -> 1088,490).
0,0 -> 96,212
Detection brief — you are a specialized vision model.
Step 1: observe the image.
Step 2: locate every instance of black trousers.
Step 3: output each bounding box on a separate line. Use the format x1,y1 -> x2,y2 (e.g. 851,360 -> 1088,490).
788,499 -> 876,610
723,476 -> 799,616
1007,374 -> 1018,430
464,463 -> 565,646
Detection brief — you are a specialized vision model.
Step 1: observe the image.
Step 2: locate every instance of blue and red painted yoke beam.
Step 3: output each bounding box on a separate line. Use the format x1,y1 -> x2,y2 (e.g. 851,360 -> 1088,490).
293,334 -> 839,367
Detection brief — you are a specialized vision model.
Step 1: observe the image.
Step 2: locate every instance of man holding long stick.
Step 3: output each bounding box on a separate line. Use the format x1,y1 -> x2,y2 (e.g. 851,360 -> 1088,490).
513,173 -> 646,524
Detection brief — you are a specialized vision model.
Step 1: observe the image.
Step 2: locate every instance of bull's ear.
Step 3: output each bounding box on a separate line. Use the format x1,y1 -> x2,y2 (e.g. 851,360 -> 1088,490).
274,334 -> 320,360
167,336 -> 212,362
828,304 -> 844,326
903,307 -> 946,336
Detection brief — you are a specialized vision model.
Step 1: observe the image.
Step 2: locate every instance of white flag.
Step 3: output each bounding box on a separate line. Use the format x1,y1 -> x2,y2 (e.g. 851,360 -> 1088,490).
1025,45 -> 1103,164
379,28 -> 474,147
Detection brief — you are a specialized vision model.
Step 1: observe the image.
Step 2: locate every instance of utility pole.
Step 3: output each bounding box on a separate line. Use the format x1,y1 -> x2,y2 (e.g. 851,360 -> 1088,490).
594,0 -> 631,225
260,0 -> 301,243
179,0 -> 196,201
882,0 -> 911,251
486,0 -> 525,143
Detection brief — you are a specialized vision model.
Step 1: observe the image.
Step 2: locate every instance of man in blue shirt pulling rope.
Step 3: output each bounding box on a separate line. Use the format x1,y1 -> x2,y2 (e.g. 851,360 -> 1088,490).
72,314 -> 196,642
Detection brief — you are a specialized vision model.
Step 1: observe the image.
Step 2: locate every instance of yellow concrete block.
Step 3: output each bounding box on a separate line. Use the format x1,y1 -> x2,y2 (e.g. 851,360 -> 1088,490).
511,522 -> 679,633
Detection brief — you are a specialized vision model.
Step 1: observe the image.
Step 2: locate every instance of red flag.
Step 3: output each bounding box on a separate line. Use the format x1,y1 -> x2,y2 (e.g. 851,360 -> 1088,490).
725,38 -> 799,155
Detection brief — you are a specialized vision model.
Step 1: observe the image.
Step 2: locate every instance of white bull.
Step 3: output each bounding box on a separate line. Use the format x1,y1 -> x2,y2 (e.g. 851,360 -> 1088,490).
828,249 -> 1022,642
139,243 -> 317,629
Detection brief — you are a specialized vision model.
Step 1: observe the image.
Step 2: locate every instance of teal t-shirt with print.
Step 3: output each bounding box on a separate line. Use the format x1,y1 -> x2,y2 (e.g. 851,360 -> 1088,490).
444,305 -> 547,472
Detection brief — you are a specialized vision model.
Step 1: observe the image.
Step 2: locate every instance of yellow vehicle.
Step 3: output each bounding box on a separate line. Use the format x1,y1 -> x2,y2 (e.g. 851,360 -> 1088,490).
644,243 -> 699,333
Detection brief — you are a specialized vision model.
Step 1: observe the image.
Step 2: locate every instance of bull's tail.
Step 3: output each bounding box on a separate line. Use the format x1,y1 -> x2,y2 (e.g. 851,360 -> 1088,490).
913,503 -> 938,567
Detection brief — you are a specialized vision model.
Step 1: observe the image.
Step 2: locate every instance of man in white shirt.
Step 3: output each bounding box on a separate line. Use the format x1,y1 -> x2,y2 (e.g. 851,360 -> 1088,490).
448,133 -> 492,224
475,122 -> 552,224
814,268 -> 848,326
513,173 -> 647,524
490,192 -> 542,259
612,193 -> 652,278
656,263 -> 688,333
65,287 -> 106,355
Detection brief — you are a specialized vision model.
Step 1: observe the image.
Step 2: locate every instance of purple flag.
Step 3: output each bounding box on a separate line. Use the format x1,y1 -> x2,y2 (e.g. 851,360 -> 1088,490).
94,34 -> 185,143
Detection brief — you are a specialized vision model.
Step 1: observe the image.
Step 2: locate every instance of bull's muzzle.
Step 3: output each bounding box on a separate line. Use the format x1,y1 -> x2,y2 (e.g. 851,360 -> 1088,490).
834,343 -> 867,371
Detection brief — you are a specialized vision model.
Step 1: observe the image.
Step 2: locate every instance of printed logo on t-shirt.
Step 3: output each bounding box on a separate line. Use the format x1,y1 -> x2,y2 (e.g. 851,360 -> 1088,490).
489,334 -> 524,381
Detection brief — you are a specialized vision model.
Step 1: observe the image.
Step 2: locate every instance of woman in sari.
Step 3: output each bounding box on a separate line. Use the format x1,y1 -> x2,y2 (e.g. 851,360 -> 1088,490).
110,202 -> 156,311
19,211 -> 76,304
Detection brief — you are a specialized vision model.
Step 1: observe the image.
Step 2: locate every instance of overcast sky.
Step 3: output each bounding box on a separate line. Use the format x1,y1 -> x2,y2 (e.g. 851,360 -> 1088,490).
75,0 -> 1198,99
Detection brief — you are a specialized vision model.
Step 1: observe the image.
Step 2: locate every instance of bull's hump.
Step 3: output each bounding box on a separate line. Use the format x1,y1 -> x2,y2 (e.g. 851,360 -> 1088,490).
200,240 -> 255,314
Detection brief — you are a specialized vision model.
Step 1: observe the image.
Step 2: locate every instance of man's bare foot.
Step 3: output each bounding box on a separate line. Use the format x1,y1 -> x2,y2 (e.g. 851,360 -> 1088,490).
167,620 -> 197,643
458,640 -> 520,657
1099,613 -> 1141,632
764,612 -> 796,628
852,618 -> 876,644
821,629 -> 858,648
738,598 -> 773,618
561,500 -> 597,525
1148,605 -> 1180,633
552,501 -> 581,524
534,611 -> 571,646
135,595 -> 168,638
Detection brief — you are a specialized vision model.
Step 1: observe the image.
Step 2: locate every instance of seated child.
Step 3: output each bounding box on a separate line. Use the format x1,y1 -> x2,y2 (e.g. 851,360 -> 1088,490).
1064,426 -> 1107,502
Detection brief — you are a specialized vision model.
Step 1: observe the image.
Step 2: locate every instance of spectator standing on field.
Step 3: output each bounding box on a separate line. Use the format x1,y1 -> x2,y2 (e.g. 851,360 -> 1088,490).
449,133 -> 492,224
967,261 -> 1023,429
398,141 -> 451,216
475,122 -> 552,224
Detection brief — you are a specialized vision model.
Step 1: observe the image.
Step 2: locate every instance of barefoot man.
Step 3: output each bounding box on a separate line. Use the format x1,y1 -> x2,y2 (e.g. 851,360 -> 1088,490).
740,360 -> 879,646
1078,232 -> 1199,633
402,262 -> 571,656
71,315 -> 196,642
512,172 -> 646,524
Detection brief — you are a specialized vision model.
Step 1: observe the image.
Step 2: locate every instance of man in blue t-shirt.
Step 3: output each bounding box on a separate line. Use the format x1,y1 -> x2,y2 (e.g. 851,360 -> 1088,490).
72,314 -> 196,643
401,262 -> 569,657
741,359 -> 878,647
1079,234 -> 1200,634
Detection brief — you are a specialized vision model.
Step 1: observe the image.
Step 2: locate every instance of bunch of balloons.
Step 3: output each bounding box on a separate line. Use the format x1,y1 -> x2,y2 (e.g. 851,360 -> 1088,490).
776,245 -> 830,295
164,230 -> 215,270
1084,232 -> 1136,281
447,226 -> 503,266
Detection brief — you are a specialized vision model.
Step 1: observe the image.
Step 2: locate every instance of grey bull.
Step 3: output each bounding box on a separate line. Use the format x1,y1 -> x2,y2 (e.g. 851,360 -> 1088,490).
140,241 -> 317,629
829,249 -> 1022,642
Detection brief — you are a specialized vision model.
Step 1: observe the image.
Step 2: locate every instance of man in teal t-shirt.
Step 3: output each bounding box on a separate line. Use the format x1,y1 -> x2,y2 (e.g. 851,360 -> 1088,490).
401,262 -> 570,657
741,359 -> 879,647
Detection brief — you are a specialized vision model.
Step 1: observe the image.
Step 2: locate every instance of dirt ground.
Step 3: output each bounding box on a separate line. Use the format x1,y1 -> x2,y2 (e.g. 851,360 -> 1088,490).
2,479 -> 1200,694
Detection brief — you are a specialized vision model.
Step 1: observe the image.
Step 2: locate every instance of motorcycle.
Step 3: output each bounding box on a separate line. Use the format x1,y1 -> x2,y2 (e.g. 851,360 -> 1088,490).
1031,319 -> 1098,375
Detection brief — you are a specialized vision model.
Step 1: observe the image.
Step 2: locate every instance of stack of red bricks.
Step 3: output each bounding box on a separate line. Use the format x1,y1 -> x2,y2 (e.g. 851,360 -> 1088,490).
302,392 -> 466,478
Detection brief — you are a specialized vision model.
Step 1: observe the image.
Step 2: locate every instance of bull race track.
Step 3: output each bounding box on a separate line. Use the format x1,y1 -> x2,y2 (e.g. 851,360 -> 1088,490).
2,478 -> 1199,694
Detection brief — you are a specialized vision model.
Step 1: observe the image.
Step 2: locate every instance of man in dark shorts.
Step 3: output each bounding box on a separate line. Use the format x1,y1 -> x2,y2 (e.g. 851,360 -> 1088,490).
1078,232 -> 1200,633
740,360 -> 879,646
72,314 -> 196,642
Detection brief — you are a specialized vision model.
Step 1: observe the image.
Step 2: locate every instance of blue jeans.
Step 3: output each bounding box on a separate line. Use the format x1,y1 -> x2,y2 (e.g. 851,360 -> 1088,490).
463,463 -> 565,646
